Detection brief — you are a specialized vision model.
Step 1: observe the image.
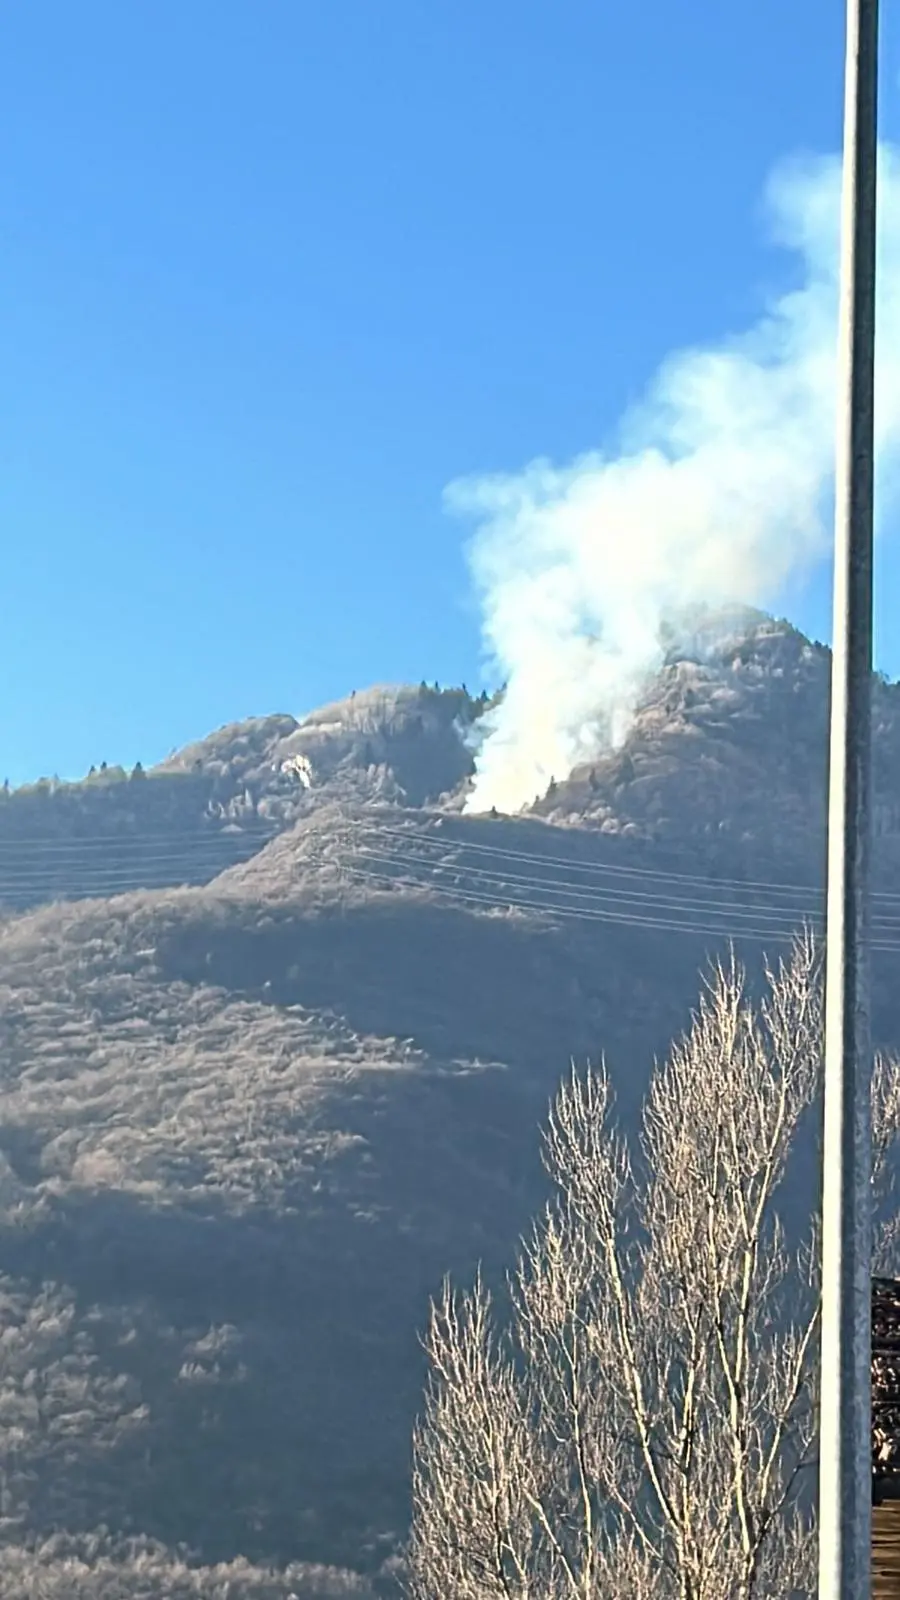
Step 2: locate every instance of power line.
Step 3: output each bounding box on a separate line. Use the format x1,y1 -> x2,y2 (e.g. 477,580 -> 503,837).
5,813 -> 900,952
345,864 -> 900,953
4,808 -> 900,905
350,816 -> 900,904
352,843 -> 828,928
343,850 -> 900,953
346,823 -> 900,920
0,827 -> 278,858
0,852 -> 268,886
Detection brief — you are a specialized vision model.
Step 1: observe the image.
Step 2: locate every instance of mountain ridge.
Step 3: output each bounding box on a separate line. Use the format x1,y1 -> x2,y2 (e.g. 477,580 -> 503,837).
5,611 -> 900,914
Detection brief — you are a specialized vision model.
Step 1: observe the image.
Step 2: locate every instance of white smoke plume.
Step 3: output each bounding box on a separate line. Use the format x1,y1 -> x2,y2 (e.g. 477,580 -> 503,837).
449,145 -> 900,816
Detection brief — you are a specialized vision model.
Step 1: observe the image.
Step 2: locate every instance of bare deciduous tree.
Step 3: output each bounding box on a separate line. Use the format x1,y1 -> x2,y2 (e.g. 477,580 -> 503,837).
407,933 -> 900,1600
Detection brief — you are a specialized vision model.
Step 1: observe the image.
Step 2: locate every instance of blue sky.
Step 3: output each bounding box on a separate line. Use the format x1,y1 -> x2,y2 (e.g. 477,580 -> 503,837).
2,0 -> 899,786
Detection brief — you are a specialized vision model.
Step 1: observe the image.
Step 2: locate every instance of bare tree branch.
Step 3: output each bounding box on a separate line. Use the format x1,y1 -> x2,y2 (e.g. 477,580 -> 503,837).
407,934 -> 899,1600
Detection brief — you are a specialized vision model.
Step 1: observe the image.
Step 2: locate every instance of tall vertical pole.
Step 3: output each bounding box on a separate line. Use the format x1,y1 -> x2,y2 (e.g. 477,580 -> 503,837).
818,0 -> 879,1593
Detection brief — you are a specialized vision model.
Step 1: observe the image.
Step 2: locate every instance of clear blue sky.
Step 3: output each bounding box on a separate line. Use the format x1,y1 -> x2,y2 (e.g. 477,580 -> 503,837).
3,0 -> 900,785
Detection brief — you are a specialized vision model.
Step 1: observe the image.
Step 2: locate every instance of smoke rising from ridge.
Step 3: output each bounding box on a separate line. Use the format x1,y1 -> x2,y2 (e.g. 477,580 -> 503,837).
450,146 -> 900,816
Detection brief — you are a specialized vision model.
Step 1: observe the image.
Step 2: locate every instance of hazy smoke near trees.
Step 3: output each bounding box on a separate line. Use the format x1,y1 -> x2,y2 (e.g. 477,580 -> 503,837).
450,145 -> 900,816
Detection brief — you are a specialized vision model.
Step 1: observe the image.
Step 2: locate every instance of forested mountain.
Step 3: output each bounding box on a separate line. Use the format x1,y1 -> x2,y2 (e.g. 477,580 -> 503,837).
0,613 -> 898,1595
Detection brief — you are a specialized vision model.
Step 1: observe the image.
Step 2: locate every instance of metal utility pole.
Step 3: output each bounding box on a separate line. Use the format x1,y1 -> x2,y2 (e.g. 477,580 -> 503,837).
818,0 -> 879,1593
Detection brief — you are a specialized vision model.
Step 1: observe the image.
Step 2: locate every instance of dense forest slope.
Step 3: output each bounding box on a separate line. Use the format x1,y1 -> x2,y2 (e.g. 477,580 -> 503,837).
0,614 -> 898,1595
